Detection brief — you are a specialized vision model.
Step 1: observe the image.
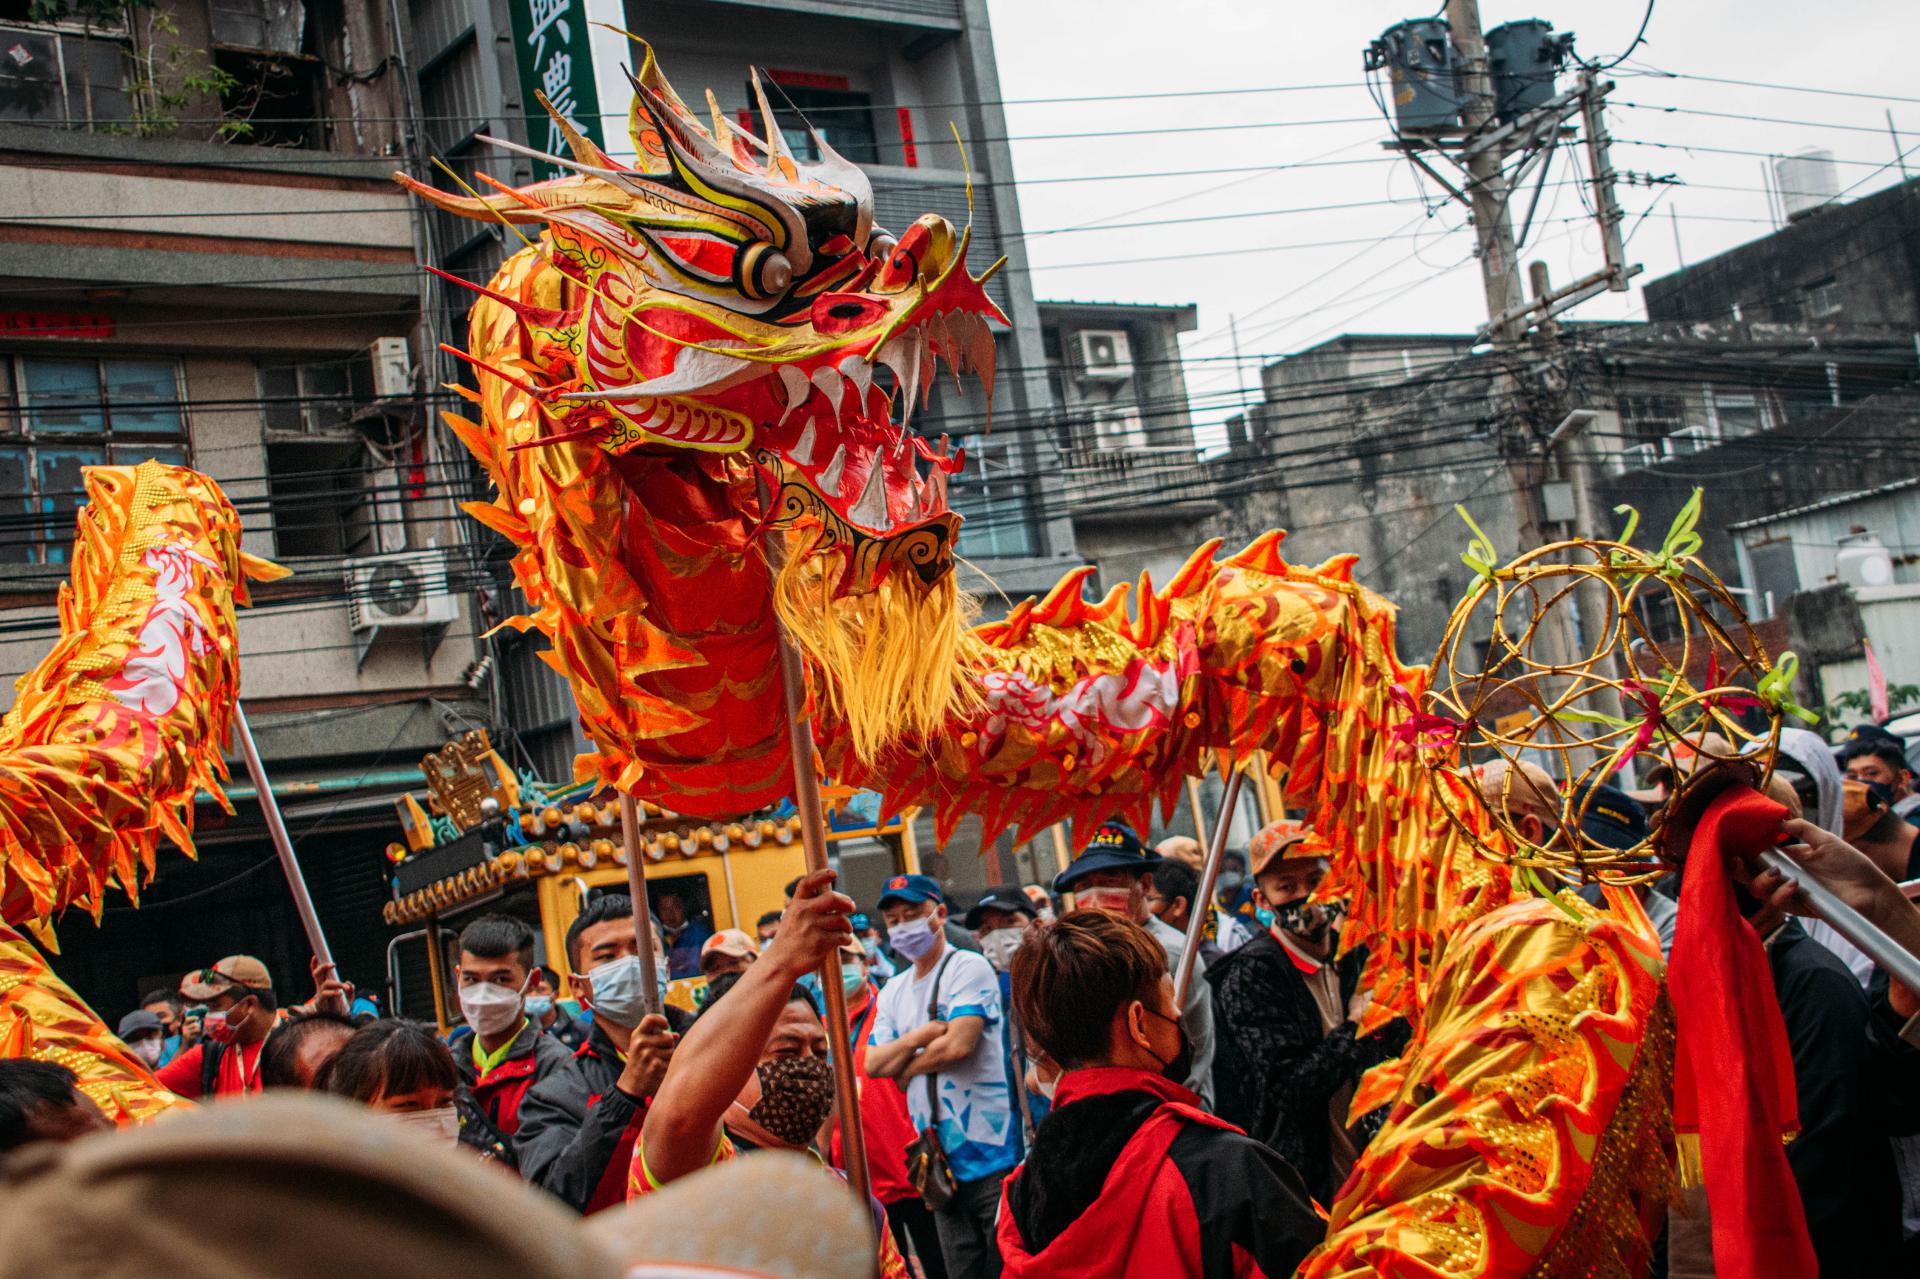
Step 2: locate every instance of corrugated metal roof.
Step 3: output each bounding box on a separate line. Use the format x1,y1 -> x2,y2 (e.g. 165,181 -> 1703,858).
1727,476 -> 1920,531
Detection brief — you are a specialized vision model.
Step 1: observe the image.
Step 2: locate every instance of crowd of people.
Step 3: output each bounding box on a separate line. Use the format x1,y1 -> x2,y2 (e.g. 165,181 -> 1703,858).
3,725 -> 1920,1277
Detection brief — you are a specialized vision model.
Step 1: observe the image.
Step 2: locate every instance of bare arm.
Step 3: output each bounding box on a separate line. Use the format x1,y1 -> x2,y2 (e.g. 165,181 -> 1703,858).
865,1018 -> 944,1080
894,1015 -> 985,1080
639,869 -> 852,1186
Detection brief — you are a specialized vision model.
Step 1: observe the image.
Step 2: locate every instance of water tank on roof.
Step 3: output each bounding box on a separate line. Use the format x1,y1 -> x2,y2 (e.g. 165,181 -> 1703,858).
1486,20 -> 1567,123
1367,19 -> 1462,135
1837,530 -> 1895,589
1776,148 -> 1841,222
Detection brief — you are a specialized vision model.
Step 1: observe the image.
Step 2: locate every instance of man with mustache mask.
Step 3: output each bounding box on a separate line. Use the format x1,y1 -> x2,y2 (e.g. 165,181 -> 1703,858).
1052,823 -> 1215,1110
1205,819 -> 1408,1203
517,893 -> 684,1214
633,869 -> 911,1278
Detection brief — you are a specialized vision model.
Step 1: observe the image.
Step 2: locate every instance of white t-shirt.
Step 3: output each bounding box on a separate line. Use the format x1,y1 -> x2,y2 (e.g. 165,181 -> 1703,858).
869,945 -> 1020,1182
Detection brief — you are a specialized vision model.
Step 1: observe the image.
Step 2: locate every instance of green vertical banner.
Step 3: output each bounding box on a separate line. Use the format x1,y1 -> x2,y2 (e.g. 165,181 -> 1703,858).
508,0 -> 608,179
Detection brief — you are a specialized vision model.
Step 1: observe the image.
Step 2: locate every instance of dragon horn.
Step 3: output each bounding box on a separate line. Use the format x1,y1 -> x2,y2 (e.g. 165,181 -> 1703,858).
749,67 -> 798,178
534,89 -> 614,169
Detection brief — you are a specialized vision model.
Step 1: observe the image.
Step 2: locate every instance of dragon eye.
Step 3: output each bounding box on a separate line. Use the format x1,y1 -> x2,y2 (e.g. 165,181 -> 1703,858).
867,230 -> 898,261
739,244 -> 793,300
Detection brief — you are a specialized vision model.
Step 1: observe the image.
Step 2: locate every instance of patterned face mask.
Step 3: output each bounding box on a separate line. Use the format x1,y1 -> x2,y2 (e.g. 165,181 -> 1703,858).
747,1055 -> 836,1148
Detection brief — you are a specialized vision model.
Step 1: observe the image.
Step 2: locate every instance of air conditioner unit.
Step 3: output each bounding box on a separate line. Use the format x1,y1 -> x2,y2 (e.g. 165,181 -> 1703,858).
1073,329 -> 1133,380
1615,442 -> 1660,474
367,337 -> 412,399
348,551 -> 461,633
1665,425 -> 1712,457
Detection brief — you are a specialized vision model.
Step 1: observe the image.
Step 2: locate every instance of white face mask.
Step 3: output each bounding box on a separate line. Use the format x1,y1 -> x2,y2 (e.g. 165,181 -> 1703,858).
888,914 -> 940,961
979,928 -> 1024,973
390,1106 -> 460,1142
458,978 -> 526,1038
131,1037 -> 165,1066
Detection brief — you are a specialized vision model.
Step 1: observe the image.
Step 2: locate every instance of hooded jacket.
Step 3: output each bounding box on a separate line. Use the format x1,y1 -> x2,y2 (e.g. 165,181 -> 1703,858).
1771,726 -> 1875,983
450,1017 -> 577,1139
997,1067 -> 1320,1279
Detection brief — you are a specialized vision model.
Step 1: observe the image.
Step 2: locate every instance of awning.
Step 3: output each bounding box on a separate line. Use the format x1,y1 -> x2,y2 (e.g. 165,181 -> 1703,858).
207,766 -> 425,805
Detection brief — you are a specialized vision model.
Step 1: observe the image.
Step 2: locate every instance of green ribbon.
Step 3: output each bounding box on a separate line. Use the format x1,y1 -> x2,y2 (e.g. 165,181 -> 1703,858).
1456,505 -> 1499,582
1651,488 -> 1705,579
1608,504 -> 1644,568
1757,651 -> 1821,725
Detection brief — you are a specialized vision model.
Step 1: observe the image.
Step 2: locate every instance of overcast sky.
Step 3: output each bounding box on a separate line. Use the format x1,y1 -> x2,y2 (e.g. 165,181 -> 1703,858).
983,1 -> 1920,439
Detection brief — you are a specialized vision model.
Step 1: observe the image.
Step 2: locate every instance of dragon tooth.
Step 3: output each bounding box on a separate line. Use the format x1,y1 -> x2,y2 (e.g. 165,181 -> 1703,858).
819,443 -> 848,496
791,417 -> 819,466
809,365 -> 845,424
838,354 -> 873,407
777,364 -> 811,408
552,347 -> 759,402
874,329 -> 918,396
847,462 -> 888,528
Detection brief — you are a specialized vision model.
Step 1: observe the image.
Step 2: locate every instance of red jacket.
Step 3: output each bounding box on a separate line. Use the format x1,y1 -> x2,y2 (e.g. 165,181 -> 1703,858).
832,984 -> 919,1204
997,1067 -> 1321,1279
452,1019 -> 574,1138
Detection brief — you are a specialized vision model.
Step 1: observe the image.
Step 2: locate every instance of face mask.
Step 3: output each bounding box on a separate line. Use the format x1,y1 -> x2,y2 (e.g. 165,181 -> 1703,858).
1254,906 -> 1276,929
888,915 -> 939,961
745,1055 -> 836,1148
979,928 -> 1024,973
859,936 -> 880,957
1215,870 -> 1246,895
390,1106 -> 460,1142
203,1008 -> 239,1045
523,994 -> 554,1020
1035,1068 -> 1059,1102
458,979 -> 526,1039
840,962 -> 867,998
132,1038 -> 165,1066
1274,898 -> 1339,945
1143,1006 -> 1192,1085
584,954 -> 647,1029
656,964 -> 670,1008
1074,886 -> 1135,918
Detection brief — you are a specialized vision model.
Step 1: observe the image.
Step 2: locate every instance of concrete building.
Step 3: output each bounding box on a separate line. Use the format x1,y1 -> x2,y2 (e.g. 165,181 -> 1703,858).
1038,299 -> 1216,587
0,0 -> 487,1013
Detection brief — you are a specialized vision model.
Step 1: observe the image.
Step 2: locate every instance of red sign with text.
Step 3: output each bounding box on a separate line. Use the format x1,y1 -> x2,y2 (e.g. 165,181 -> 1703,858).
0,311 -> 113,339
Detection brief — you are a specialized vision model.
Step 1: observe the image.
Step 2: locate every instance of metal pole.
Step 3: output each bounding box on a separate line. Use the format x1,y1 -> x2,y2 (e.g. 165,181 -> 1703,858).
1186,775 -> 1208,842
619,793 -> 663,1017
1888,111 -> 1910,180
233,703 -> 333,972
1757,849 -> 1920,993
1174,769 -> 1244,1007
775,630 -> 873,1208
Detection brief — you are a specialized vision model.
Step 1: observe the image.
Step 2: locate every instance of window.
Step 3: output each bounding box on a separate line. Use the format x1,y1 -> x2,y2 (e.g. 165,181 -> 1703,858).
951,434 -> 1037,559
1707,389 -> 1768,439
1617,392 -> 1685,446
754,78 -> 879,166
0,354 -> 187,564
259,357 -> 356,434
1804,277 -> 1843,318
0,21 -> 131,128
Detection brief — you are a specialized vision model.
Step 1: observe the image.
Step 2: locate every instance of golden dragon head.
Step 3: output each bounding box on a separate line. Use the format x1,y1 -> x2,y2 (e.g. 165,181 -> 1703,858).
399,43 -> 1007,586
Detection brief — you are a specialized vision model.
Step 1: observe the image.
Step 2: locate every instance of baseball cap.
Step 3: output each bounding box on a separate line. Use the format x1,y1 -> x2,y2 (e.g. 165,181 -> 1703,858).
699,929 -> 758,969
1052,821 -> 1155,893
1470,759 -> 1562,819
1837,722 -> 1904,759
115,1010 -> 164,1042
1154,835 -> 1203,870
964,886 -> 1038,929
876,873 -> 945,908
1247,818 -> 1315,878
178,955 -> 272,1001
1568,781 -> 1650,851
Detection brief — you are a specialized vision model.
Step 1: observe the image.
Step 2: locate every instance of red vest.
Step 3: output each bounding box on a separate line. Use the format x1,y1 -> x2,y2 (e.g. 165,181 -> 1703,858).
471,1049 -> 543,1137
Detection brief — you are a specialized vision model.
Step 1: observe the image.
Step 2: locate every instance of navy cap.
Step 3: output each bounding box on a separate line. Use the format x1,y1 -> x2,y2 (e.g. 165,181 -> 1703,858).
1838,722 -> 1904,759
1570,780 -> 1649,851
964,885 -> 1039,929
1052,821 -> 1156,893
876,873 -> 945,908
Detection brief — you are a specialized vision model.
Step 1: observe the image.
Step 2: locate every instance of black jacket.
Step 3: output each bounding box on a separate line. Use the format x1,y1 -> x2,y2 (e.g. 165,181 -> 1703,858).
1205,931 -> 1407,1202
1768,921 -> 1903,1273
514,1009 -> 692,1213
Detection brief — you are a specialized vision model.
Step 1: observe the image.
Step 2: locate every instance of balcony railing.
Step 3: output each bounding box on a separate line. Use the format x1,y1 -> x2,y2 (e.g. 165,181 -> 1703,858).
1060,446 -> 1219,515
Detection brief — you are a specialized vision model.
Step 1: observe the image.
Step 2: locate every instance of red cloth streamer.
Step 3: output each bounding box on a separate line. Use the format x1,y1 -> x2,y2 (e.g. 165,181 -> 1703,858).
1388,683 -> 1465,752
1667,784 -> 1817,1279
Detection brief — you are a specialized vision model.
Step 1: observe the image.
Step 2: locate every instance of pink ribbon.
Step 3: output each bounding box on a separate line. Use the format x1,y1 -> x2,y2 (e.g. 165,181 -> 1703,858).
1389,684 -> 1467,752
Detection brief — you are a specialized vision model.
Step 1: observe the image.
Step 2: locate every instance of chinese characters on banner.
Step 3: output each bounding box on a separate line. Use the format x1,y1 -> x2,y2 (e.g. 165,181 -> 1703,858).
509,0 -> 608,179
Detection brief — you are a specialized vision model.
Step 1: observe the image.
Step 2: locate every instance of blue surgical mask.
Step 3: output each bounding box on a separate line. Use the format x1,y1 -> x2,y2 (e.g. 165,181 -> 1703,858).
585,955 -> 647,1029
524,995 -> 554,1020
888,915 -> 940,960
1254,906 -> 1276,929
841,962 -> 867,998
656,964 -> 670,1006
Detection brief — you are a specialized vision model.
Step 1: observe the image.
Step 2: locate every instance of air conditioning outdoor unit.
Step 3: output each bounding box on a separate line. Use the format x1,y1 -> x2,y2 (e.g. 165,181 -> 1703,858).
1615,442 -> 1660,474
1665,425 -> 1712,457
1073,329 -> 1134,380
348,550 -> 461,633
367,337 -> 413,399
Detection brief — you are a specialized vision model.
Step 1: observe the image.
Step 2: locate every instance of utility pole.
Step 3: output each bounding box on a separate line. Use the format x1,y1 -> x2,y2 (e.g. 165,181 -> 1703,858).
1447,0 -> 1527,347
